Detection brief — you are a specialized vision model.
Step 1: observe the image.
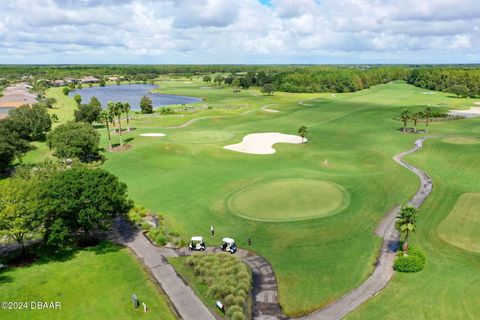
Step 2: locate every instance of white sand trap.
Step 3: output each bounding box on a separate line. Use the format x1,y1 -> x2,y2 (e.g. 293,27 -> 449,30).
223,132 -> 307,155
264,108 -> 279,113
421,92 -> 435,94
183,81 -> 192,84
474,102 -> 480,106
140,133 -> 166,137
448,107 -> 480,118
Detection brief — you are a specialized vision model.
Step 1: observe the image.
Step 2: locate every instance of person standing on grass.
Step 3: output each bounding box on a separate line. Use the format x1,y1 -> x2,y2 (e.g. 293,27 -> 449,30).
248,235 -> 252,246
211,224 -> 215,237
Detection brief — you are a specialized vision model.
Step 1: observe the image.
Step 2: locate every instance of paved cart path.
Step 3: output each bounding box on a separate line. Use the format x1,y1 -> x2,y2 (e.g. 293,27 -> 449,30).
109,218 -> 215,320
295,137 -> 433,320
110,138 -> 432,320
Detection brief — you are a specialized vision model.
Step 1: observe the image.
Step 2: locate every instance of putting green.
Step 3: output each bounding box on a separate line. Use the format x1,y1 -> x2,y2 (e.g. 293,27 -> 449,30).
442,136 -> 480,145
227,178 -> 350,221
167,130 -> 234,144
438,193 -> 480,252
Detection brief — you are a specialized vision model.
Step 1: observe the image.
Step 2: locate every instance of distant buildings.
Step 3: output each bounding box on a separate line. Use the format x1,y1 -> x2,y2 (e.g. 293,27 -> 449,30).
107,76 -> 124,82
80,76 -> 100,84
52,79 -> 66,87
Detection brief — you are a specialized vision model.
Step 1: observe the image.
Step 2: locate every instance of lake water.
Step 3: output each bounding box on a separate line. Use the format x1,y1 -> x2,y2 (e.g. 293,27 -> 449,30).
69,84 -> 202,110
0,107 -> 12,116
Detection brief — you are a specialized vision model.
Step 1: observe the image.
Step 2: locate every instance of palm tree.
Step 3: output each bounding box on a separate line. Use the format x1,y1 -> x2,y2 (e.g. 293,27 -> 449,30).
114,102 -> 124,146
99,110 -> 113,150
395,206 -> 417,253
400,109 -> 411,133
123,102 -> 131,132
298,125 -> 308,142
107,102 -> 117,133
424,106 -> 432,130
411,112 -> 421,133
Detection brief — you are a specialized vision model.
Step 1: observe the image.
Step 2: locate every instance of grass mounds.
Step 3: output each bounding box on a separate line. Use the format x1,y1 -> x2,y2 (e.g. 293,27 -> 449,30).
438,193 -> 480,252
228,178 -> 349,221
170,253 -> 252,320
393,247 -> 426,272
0,242 -> 176,320
168,130 -> 234,144
442,136 -> 480,145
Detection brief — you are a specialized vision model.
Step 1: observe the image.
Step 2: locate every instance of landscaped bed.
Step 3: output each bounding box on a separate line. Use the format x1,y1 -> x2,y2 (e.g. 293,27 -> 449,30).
168,253 -> 252,320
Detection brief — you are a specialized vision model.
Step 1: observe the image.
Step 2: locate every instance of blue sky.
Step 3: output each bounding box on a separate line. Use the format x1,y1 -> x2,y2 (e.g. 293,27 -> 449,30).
0,0 -> 479,64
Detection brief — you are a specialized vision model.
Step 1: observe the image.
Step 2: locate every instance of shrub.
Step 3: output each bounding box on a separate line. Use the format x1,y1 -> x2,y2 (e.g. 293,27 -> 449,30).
226,305 -> 243,318
225,294 -> 236,306
181,253 -> 252,319
394,247 -> 426,272
154,234 -> 166,246
232,295 -> 245,306
230,311 -> 245,320
140,222 -> 152,232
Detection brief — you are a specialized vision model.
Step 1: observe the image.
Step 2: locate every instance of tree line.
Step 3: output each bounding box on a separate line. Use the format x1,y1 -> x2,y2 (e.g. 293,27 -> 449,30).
2,65 -> 480,96
407,67 -> 480,98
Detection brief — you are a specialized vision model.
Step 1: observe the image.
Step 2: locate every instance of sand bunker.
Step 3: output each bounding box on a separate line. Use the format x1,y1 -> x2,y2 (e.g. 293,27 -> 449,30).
264,108 -> 279,113
448,107 -> 480,118
421,92 -> 435,94
223,132 -> 306,155
474,102 -> 480,106
140,133 -> 166,137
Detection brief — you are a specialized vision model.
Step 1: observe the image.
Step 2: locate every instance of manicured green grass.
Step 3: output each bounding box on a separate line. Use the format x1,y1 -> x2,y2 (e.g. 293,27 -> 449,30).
442,136 -> 480,145
347,130 -> 480,319
102,81 -> 438,316
45,87 -> 77,123
23,79 -> 480,317
227,178 -> 349,221
438,193 -> 480,253
0,242 -> 176,320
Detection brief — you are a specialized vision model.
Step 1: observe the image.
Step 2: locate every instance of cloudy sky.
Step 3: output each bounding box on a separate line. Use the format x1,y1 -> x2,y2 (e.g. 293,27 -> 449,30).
0,0 -> 479,64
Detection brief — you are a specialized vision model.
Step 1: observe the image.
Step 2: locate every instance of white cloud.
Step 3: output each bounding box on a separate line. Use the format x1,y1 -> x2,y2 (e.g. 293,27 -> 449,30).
0,0 -> 479,63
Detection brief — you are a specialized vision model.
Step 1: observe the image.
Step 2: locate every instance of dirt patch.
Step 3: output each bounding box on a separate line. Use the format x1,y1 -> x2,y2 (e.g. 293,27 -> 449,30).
108,144 -> 133,152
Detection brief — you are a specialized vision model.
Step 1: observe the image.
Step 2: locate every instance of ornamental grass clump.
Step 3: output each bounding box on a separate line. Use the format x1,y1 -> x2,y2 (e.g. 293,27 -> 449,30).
185,253 -> 252,320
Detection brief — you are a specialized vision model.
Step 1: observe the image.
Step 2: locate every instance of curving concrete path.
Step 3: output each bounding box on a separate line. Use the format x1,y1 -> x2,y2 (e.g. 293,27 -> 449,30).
109,218 -> 215,320
111,138 -> 433,320
294,138 -> 433,320
140,104 -> 278,130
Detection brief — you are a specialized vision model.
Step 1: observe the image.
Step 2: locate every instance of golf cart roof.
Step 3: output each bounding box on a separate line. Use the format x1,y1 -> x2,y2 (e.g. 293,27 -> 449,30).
191,236 -> 203,242
222,237 -> 235,243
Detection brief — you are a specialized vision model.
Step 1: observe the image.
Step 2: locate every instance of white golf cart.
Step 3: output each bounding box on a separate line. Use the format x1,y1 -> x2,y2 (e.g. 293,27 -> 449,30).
221,237 -> 237,254
188,236 -> 206,251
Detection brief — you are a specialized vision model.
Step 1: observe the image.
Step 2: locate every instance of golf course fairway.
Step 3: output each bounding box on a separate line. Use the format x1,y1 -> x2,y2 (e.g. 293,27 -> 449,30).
39,78 -> 480,318
438,193 -> 480,253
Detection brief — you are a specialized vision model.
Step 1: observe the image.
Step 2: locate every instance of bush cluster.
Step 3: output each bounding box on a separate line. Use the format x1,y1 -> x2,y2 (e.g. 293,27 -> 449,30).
394,247 -> 426,273
127,207 -> 185,247
185,253 -> 252,320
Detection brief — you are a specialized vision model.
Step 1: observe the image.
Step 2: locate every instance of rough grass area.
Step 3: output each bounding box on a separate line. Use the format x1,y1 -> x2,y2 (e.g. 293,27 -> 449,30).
228,178 -> 349,221
0,242 -> 176,320
169,253 -> 252,320
442,136 -> 480,145
438,193 -> 480,252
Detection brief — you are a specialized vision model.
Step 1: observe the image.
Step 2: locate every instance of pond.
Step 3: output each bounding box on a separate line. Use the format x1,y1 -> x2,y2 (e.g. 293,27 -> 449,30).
69,84 -> 202,110
0,107 -> 13,117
